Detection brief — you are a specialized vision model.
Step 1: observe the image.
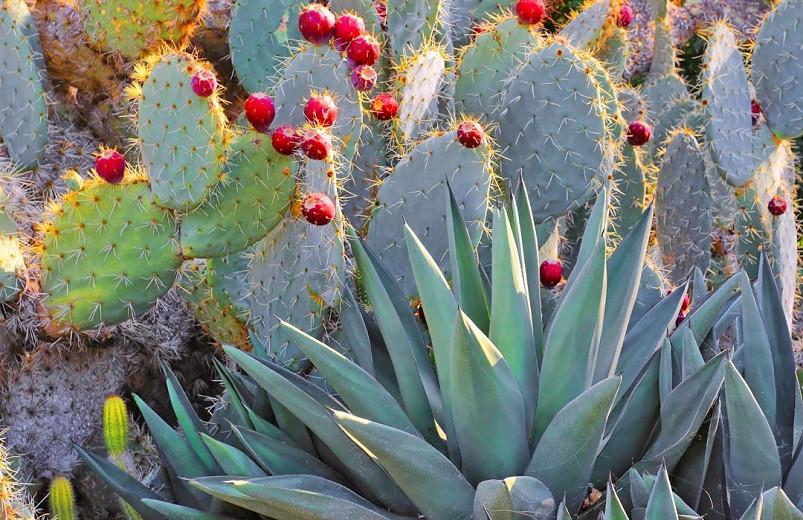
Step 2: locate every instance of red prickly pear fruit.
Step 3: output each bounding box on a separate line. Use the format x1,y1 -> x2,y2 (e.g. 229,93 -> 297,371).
351,65 -> 378,91
456,121 -> 485,148
515,0 -> 546,25
768,195 -> 788,216
370,92 -> 399,120
626,121 -> 652,146
751,99 -> 762,126
304,93 -> 339,127
347,34 -> 381,66
271,125 -> 301,155
617,4 -> 634,27
681,293 -> 691,314
539,259 -> 562,288
95,149 -> 126,184
301,192 -> 336,225
472,22 -> 491,39
245,93 -> 276,132
191,69 -> 217,97
334,13 -> 366,52
298,4 -> 336,45
300,128 -> 333,160
675,310 -> 687,326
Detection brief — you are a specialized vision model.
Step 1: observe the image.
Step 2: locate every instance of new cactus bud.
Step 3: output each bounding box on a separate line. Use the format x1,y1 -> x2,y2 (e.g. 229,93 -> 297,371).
351,65 -> 378,91
540,258 -> 562,288
271,125 -> 301,155
456,121 -> 485,148
103,395 -> 129,459
301,127 -> 333,160
49,476 -> 76,520
617,4 -> 634,27
95,148 -> 125,184
515,0 -> 546,25
299,4 -> 336,45
191,69 -> 217,97
302,193 -> 336,225
245,93 -> 276,132
371,92 -> 399,120
347,34 -> 381,66
334,13 -> 366,52
768,195 -> 788,216
627,121 -> 652,146
305,93 -> 339,126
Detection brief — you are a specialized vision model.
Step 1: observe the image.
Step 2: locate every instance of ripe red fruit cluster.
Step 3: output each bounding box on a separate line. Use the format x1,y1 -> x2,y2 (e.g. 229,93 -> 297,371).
300,128 -> 333,160
298,4 -> 336,44
515,0 -> 546,25
347,34 -> 381,66
191,69 -> 217,97
245,93 -> 276,133
768,195 -> 788,216
334,13 -> 365,51
539,259 -> 562,288
304,93 -> 339,127
301,192 -> 336,225
456,121 -> 485,148
616,4 -> 634,28
95,149 -> 126,184
626,121 -> 652,146
351,65 -> 378,91
271,125 -> 301,155
370,92 -> 398,120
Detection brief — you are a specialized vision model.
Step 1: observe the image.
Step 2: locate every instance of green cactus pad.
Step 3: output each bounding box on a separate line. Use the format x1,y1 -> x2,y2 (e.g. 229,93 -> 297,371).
136,52 -> 227,211
177,260 -> 251,349
386,0 -> 441,60
229,0 -> 303,93
618,87 -> 646,123
78,0 -> 203,58
701,23 -> 753,187
0,0 -> 48,167
39,174 -> 182,331
734,188 -> 766,280
455,17 -> 542,121
596,26 -> 628,81
498,42 -> 613,222
394,47 -> 447,144
611,145 -> 648,238
0,187 -> 23,302
655,130 -> 712,284
272,45 -> 362,160
248,158 -> 345,368
344,117 -> 387,225
207,249 -> 252,319
558,0 -> 611,50
180,130 -> 295,258
751,0 -> 803,139
648,16 -> 676,78
367,129 -> 493,298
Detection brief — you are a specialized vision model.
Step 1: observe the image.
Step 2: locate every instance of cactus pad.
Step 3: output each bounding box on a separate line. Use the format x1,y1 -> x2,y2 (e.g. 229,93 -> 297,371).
39,174 -> 182,331
701,23 -> 753,187
395,46 -> 447,144
0,187 -> 23,302
0,0 -> 48,167
498,42 -> 613,222
558,0 -> 611,50
386,0 -> 441,59
367,128 -> 493,298
612,145 -> 648,237
134,52 -> 228,211
180,130 -> 295,258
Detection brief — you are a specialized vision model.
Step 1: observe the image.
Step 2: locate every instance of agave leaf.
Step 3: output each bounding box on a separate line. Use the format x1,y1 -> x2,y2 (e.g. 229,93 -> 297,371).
334,411 -> 475,520
680,329 -> 704,379
212,358 -> 253,430
280,321 -> 418,436
645,465 -> 679,520
738,494 -> 762,520
514,178 -> 545,362
241,401 -> 295,446
674,272 -> 744,346
672,403 -> 721,511
223,346 -> 417,514
739,276 -> 777,426
335,284 -> 375,374
659,335 -> 674,402
141,500 -> 234,520
448,311 -> 530,483
489,210 -> 538,427
201,434 -> 266,477
605,481 -> 630,520
526,377 -> 621,512
556,499 -> 572,520
628,469 -> 651,509
565,189 -> 608,288
595,205 -> 653,382
692,267 -> 707,305
348,232 -> 442,447
76,446 -> 168,520
533,238 -> 606,442
759,487 -> 803,520
640,352 -> 727,471
446,184 -> 490,332
232,426 -> 345,483
723,362 -> 782,517
473,476 -> 556,520
268,395 -> 317,456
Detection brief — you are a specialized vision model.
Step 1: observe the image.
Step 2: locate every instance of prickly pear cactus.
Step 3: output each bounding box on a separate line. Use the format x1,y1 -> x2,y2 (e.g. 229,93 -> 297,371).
38,173 -> 182,331
655,130 -> 712,284
394,45 -> 447,144
133,52 -> 228,211
180,130 -> 295,258
498,41 -> 614,222
386,0 -> 441,60
0,0 -> 48,167
0,186 -> 24,302
611,145 -> 648,237
558,0 -> 611,50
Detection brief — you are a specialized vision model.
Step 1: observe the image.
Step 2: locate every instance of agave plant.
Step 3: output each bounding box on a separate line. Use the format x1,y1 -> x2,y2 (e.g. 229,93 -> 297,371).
79,185 -> 803,520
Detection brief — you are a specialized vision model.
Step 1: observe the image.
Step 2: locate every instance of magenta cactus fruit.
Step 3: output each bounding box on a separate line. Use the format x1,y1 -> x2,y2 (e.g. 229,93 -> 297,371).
244,93 -> 276,133
298,4 -> 336,45
515,0 -> 546,25
768,195 -> 788,216
94,149 -> 126,184
304,93 -> 339,127
300,127 -> 333,160
539,258 -> 562,288
334,13 -> 366,52
351,65 -> 378,91
456,121 -> 485,148
626,121 -> 652,146
190,69 -> 217,97
617,4 -> 634,28
346,34 -> 381,66
370,92 -> 399,120
301,192 -> 336,225
271,125 -> 301,155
